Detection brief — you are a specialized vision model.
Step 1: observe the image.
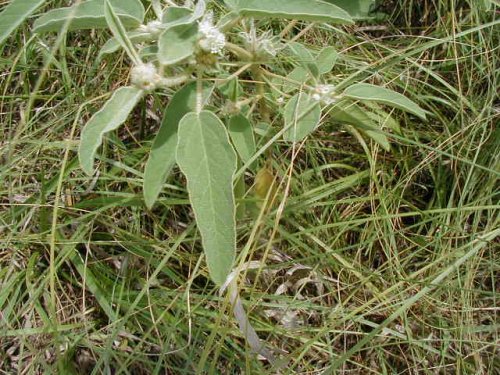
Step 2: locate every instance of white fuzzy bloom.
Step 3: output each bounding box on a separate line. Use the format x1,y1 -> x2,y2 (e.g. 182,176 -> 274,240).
198,12 -> 225,54
240,23 -> 281,57
311,84 -> 337,105
131,63 -> 162,91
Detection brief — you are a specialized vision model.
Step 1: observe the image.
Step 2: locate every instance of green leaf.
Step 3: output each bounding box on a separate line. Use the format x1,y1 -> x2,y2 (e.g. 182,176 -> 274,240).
176,111 -> 237,285
161,6 -> 193,27
329,101 -> 391,151
139,45 -> 158,59
283,66 -> 312,93
33,0 -> 145,33
0,0 -> 46,45
228,115 -> 256,163
79,86 -> 143,175
229,0 -> 353,23
99,31 -> 151,58
143,83 -> 213,209
161,1 -> 205,27
361,127 -> 390,151
104,0 -> 141,65
234,168 -> 247,220
479,0 -> 493,10
269,67 -> 311,96
317,46 -> 338,74
283,92 -> 321,142
324,0 -> 376,20
158,22 -> 198,65
218,77 -> 240,102
343,83 -> 427,120
287,42 -> 319,78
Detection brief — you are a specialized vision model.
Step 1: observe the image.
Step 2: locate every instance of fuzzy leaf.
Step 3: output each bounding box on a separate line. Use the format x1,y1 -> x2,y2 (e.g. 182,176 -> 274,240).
104,0 -> 140,64
282,67 -> 312,93
161,6 -> 193,26
0,0 -> 46,45
317,46 -> 338,74
283,93 -> 321,142
99,31 -> 151,58
176,111 -> 237,285
79,86 -> 143,175
228,0 -> 353,23
143,83 -> 213,209
161,1 -> 205,28
33,0 -> 144,33
287,42 -> 319,78
324,0 -> 376,19
158,22 -> 198,65
343,83 -> 427,119
228,115 -> 256,163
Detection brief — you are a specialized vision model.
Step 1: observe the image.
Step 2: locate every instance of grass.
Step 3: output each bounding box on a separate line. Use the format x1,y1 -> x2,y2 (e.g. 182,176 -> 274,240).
1,0 -> 499,373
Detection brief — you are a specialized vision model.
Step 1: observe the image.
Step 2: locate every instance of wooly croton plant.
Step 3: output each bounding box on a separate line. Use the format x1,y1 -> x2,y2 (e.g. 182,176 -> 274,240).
32,0 -> 426,287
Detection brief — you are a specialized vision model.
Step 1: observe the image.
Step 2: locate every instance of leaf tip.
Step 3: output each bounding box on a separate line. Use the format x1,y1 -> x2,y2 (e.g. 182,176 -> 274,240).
143,191 -> 156,210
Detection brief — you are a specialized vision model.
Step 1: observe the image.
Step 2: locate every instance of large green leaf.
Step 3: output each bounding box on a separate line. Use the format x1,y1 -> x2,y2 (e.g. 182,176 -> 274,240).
343,83 -> 427,119
229,0 -> 353,23
79,86 -> 143,175
158,22 -> 198,65
0,0 -> 46,45
33,0 -> 145,33
176,111 -> 237,285
143,83 -> 213,209
283,93 -> 321,142
228,114 -> 256,163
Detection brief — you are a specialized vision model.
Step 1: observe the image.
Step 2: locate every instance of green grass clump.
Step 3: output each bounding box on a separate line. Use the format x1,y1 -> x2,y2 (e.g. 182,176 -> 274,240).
1,0 -> 498,373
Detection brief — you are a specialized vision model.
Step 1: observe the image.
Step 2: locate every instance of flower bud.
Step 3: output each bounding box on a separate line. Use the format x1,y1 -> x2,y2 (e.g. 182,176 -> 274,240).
240,24 -> 281,58
311,84 -> 337,105
137,20 -> 163,38
131,63 -> 162,91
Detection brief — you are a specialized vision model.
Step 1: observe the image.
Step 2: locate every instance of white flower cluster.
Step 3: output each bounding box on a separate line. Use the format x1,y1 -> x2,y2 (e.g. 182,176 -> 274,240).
131,63 -> 162,91
311,84 -> 337,105
198,12 -> 225,54
137,20 -> 163,38
240,24 -> 280,57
